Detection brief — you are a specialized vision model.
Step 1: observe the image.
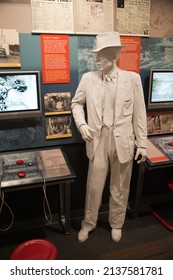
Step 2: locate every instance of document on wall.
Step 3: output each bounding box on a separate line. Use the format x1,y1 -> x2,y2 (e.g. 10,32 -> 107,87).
31,0 -> 74,34
74,0 -> 116,34
31,0 -> 116,34
116,0 -> 150,36
150,0 -> 173,37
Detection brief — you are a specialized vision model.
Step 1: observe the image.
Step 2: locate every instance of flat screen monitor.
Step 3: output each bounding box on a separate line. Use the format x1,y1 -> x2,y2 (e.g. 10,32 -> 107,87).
148,69 -> 173,110
0,71 -> 42,120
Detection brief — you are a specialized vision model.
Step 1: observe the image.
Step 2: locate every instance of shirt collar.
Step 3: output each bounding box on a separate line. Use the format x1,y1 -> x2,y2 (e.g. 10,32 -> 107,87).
102,67 -> 118,83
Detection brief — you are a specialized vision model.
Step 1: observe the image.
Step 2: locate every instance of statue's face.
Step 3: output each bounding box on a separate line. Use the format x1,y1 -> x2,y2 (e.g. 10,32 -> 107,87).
95,50 -> 114,74
95,48 -> 120,74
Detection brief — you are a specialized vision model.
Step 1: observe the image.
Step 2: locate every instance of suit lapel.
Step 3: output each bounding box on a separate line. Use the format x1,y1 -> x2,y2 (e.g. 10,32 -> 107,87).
91,72 -> 103,121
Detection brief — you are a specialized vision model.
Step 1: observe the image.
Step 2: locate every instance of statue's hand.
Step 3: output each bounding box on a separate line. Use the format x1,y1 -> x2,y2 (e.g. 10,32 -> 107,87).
79,124 -> 95,142
135,147 -> 147,164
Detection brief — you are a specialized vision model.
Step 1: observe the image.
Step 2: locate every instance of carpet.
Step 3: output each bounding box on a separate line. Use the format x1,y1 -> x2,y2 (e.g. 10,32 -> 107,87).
98,236 -> 173,260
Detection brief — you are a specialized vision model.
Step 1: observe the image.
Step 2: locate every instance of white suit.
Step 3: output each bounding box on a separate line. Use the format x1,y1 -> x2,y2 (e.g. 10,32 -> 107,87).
71,67 -> 147,231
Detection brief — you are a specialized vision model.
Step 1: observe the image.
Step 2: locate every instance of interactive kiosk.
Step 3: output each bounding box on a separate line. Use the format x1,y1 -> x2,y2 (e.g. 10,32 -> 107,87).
0,147 -> 76,234
133,69 -> 173,228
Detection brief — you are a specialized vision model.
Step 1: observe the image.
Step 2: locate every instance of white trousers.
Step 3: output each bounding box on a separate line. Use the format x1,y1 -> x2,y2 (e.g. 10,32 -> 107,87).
82,126 -> 133,231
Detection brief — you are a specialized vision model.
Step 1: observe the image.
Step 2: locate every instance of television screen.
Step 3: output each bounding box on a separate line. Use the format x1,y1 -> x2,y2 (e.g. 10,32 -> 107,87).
0,71 -> 42,119
148,69 -> 173,110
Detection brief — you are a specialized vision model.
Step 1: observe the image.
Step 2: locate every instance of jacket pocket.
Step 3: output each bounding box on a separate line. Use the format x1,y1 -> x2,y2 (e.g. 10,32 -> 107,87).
122,100 -> 133,116
115,135 -> 135,163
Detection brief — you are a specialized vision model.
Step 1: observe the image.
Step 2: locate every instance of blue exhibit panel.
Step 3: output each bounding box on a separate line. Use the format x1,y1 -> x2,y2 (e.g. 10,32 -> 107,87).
0,33 -> 149,152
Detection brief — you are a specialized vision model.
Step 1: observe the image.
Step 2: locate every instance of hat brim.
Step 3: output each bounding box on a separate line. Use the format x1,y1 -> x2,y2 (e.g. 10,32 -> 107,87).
91,45 -> 126,53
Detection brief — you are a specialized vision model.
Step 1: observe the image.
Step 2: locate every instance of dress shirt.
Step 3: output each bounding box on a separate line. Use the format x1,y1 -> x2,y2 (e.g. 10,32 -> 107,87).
101,70 -> 118,127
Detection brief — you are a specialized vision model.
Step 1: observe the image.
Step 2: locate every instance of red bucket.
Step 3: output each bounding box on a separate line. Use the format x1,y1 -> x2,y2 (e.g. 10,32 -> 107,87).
10,239 -> 58,260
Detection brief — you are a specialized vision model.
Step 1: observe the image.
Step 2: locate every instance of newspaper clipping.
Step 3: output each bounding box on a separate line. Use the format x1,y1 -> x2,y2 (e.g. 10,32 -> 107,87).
31,0 -> 74,33
116,0 -> 150,36
31,0 -> 115,34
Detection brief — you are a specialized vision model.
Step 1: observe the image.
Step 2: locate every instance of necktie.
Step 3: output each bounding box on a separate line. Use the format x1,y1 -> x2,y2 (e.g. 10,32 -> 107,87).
103,75 -> 114,128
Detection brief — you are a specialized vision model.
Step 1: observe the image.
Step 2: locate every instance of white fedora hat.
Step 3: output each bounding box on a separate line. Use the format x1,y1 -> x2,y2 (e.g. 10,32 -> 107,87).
92,31 -> 126,53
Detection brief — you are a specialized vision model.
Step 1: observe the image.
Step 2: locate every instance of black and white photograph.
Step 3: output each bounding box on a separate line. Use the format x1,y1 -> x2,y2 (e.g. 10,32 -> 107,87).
147,114 -> 161,135
44,92 -> 71,115
0,29 -> 21,67
45,115 -> 72,139
147,113 -> 173,135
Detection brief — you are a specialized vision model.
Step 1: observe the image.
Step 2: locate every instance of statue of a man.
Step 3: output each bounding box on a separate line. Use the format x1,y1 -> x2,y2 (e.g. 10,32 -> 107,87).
72,31 -> 147,243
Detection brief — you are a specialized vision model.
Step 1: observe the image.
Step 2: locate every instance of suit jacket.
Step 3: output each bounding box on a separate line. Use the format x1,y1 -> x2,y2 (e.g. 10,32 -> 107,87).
71,67 -> 147,163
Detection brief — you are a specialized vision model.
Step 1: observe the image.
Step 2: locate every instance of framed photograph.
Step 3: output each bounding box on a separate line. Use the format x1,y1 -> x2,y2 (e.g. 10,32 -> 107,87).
147,112 -> 173,136
44,92 -> 71,115
45,116 -> 72,139
0,29 -> 21,67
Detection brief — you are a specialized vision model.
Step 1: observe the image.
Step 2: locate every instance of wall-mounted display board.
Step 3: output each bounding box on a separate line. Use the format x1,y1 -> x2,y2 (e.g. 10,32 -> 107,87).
2,32 -> 172,153
118,36 -> 141,73
41,34 -> 70,84
77,35 -> 141,83
0,33 -> 79,153
31,0 -> 116,35
140,37 -> 173,69
116,0 -> 150,36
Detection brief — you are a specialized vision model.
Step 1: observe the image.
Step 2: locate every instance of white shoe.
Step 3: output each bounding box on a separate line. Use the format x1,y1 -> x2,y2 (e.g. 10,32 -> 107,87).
111,229 -> 122,242
78,229 -> 89,243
